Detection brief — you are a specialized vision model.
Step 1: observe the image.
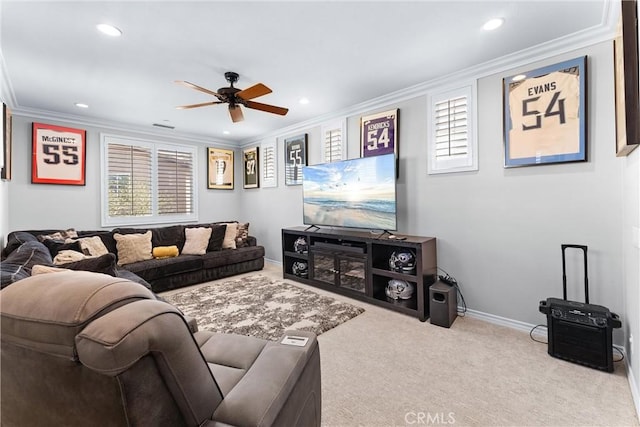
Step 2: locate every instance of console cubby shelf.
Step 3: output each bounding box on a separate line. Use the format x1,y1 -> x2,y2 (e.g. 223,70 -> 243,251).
282,227 -> 437,321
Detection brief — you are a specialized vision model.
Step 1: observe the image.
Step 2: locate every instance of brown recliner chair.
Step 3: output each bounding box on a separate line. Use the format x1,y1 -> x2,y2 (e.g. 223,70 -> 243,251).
0,271 -> 321,426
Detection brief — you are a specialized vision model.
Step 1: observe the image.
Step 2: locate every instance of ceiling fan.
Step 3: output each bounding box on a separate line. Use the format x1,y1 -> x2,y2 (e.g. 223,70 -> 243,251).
175,71 -> 289,123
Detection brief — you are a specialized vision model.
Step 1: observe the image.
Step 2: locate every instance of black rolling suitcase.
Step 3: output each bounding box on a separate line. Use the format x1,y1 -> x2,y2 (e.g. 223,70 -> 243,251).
538,244 -> 621,372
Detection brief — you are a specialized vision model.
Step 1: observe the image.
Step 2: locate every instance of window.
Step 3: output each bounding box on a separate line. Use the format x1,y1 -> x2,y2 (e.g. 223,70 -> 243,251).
321,118 -> 346,163
260,139 -> 277,188
101,134 -> 197,226
427,82 -> 478,174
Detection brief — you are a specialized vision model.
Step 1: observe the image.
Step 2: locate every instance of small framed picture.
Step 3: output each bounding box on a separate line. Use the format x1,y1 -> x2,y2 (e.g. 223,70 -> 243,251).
32,122 -> 86,185
503,56 -> 587,167
207,147 -> 234,190
361,109 -> 398,157
243,146 -> 259,189
284,134 -> 307,186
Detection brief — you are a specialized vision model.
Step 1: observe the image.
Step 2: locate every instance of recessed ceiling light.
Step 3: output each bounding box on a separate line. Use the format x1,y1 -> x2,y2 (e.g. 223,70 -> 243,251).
299,97 -> 310,105
222,130 -> 230,135
512,74 -> 526,82
96,24 -> 122,37
482,18 -> 504,31
74,103 -> 89,108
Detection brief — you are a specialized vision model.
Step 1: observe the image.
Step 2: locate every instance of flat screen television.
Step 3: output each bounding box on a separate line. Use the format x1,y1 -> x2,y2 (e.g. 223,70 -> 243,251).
302,153 -> 397,231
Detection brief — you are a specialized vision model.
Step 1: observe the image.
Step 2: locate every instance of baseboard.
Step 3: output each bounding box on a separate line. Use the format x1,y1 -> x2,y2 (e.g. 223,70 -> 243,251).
628,363 -> 640,423
265,261 -> 640,418
462,307 -> 548,338
464,306 -> 638,418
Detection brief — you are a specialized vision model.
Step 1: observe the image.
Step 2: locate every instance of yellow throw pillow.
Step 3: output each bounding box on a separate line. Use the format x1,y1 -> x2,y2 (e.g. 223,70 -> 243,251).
114,231 -> 153,266
182,227 -> 212,255
152,245 -> 179,259
222,222 -> 237,249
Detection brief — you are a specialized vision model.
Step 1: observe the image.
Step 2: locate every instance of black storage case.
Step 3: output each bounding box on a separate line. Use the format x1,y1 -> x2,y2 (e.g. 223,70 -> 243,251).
539,245 -> 621,372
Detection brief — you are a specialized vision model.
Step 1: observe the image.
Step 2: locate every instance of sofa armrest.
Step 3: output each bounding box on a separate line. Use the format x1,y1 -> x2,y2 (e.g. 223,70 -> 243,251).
211,330 -> 320,426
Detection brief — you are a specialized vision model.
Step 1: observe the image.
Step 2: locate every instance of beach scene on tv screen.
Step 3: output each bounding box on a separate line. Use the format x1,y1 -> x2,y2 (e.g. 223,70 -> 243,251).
303,154 -> 396,230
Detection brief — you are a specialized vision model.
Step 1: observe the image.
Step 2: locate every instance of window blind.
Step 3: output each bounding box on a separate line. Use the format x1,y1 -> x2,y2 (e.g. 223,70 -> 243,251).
434,96 -> 469,159
106,143 -> 152,217
102,135 -> 198,225
321,119 -> 346,163
157,148 -> 194,215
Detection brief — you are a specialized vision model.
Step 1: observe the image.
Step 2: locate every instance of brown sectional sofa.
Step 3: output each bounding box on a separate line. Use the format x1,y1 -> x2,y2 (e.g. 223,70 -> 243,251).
1,221 -> 265,293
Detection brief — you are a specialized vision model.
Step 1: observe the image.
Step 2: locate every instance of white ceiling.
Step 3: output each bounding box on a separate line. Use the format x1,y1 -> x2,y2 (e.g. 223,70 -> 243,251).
1,1 -> 614,144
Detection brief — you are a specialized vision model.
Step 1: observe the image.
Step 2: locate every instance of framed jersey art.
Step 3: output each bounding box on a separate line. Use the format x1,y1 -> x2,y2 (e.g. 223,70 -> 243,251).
284,133 -> 307,186
503,56 -> 587,167
32,122 -> 86,185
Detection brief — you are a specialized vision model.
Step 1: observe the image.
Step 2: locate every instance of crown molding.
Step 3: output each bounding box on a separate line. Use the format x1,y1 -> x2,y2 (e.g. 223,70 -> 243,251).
12,107 -> 236,149
240,5 -> 618,147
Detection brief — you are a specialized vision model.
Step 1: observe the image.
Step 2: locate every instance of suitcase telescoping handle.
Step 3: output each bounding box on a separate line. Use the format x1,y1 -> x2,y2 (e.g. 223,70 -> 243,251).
561,244 -> 588,304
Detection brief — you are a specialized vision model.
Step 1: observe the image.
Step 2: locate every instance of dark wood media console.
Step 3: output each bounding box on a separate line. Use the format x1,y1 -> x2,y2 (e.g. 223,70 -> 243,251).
282,227 -> 437,321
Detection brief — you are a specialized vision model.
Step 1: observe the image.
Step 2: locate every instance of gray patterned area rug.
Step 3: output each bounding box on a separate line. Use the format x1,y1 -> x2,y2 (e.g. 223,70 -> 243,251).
163,275 -> 365,341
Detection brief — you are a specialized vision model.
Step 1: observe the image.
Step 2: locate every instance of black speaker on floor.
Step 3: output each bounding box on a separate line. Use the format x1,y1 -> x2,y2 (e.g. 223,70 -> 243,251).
429,281 -> 457,328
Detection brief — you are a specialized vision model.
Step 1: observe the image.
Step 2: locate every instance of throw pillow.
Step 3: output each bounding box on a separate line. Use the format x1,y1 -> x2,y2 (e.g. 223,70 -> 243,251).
2,231 -> 39,258
236,222 -> 250,248
32,265 -> 68,275
74,236 -> 110,256
221,222 -> 237,249
53,250 -> 87,265
42,239 -> 83,258
182,227 -> 212,255
58,253 -> 118,276
207,224 -> 227,251
114,231 -> 153,266
152,245 -> 179,259
1,241 -> 53,288
37,228 -> 78,242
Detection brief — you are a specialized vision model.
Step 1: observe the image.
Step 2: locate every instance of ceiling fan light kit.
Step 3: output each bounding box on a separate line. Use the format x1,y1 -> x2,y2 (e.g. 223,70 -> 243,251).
176,71 -> 289,123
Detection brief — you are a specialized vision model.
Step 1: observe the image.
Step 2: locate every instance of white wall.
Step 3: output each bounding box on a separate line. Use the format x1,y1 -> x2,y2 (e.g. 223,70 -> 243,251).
240,41 -> 627,335
4,42 -> 631,345
7,115 -> 243,231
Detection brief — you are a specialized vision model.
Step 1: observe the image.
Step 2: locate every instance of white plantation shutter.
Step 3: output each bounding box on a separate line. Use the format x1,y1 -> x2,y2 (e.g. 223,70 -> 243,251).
106,143 -> 152,218
321,119 -> 346,163
101,135 -> 197,226
157,148 -> 194,215
428,82 -> 478,174
261,140 -> 277,188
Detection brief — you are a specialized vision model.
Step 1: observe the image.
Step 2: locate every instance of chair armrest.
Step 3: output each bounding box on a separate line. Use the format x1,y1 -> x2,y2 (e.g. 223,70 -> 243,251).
211,330 -> 319,426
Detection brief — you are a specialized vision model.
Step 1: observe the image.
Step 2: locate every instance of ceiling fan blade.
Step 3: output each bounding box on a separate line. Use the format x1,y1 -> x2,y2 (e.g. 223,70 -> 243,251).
244,100 -> 289,116
176,101 -> 224,109
236,83 -> 272,100
229,105 -> 244,122
174,80 -> 220,97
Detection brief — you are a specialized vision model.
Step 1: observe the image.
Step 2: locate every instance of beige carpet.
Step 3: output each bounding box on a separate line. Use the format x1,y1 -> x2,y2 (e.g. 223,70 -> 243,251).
163,264 -> 639,427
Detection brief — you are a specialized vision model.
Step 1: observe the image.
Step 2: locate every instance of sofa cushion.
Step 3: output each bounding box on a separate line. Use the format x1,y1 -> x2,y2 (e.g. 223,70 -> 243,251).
151,225 -> 185,251
58,253 -> 118,276
221,223 -> 237,249
77,231 -> 118,256
114,231 -> 153,266
182,227 -> 212,255
0,241 -> 53,288
235,222 -> 250,248
122,255 -> 203,282
2,231 -> 39,258
42,238 -> 83,258
36,228 -> 78,242
74,236 -> 110,256
185,223 -> 227,252
201,245 -> 265,270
